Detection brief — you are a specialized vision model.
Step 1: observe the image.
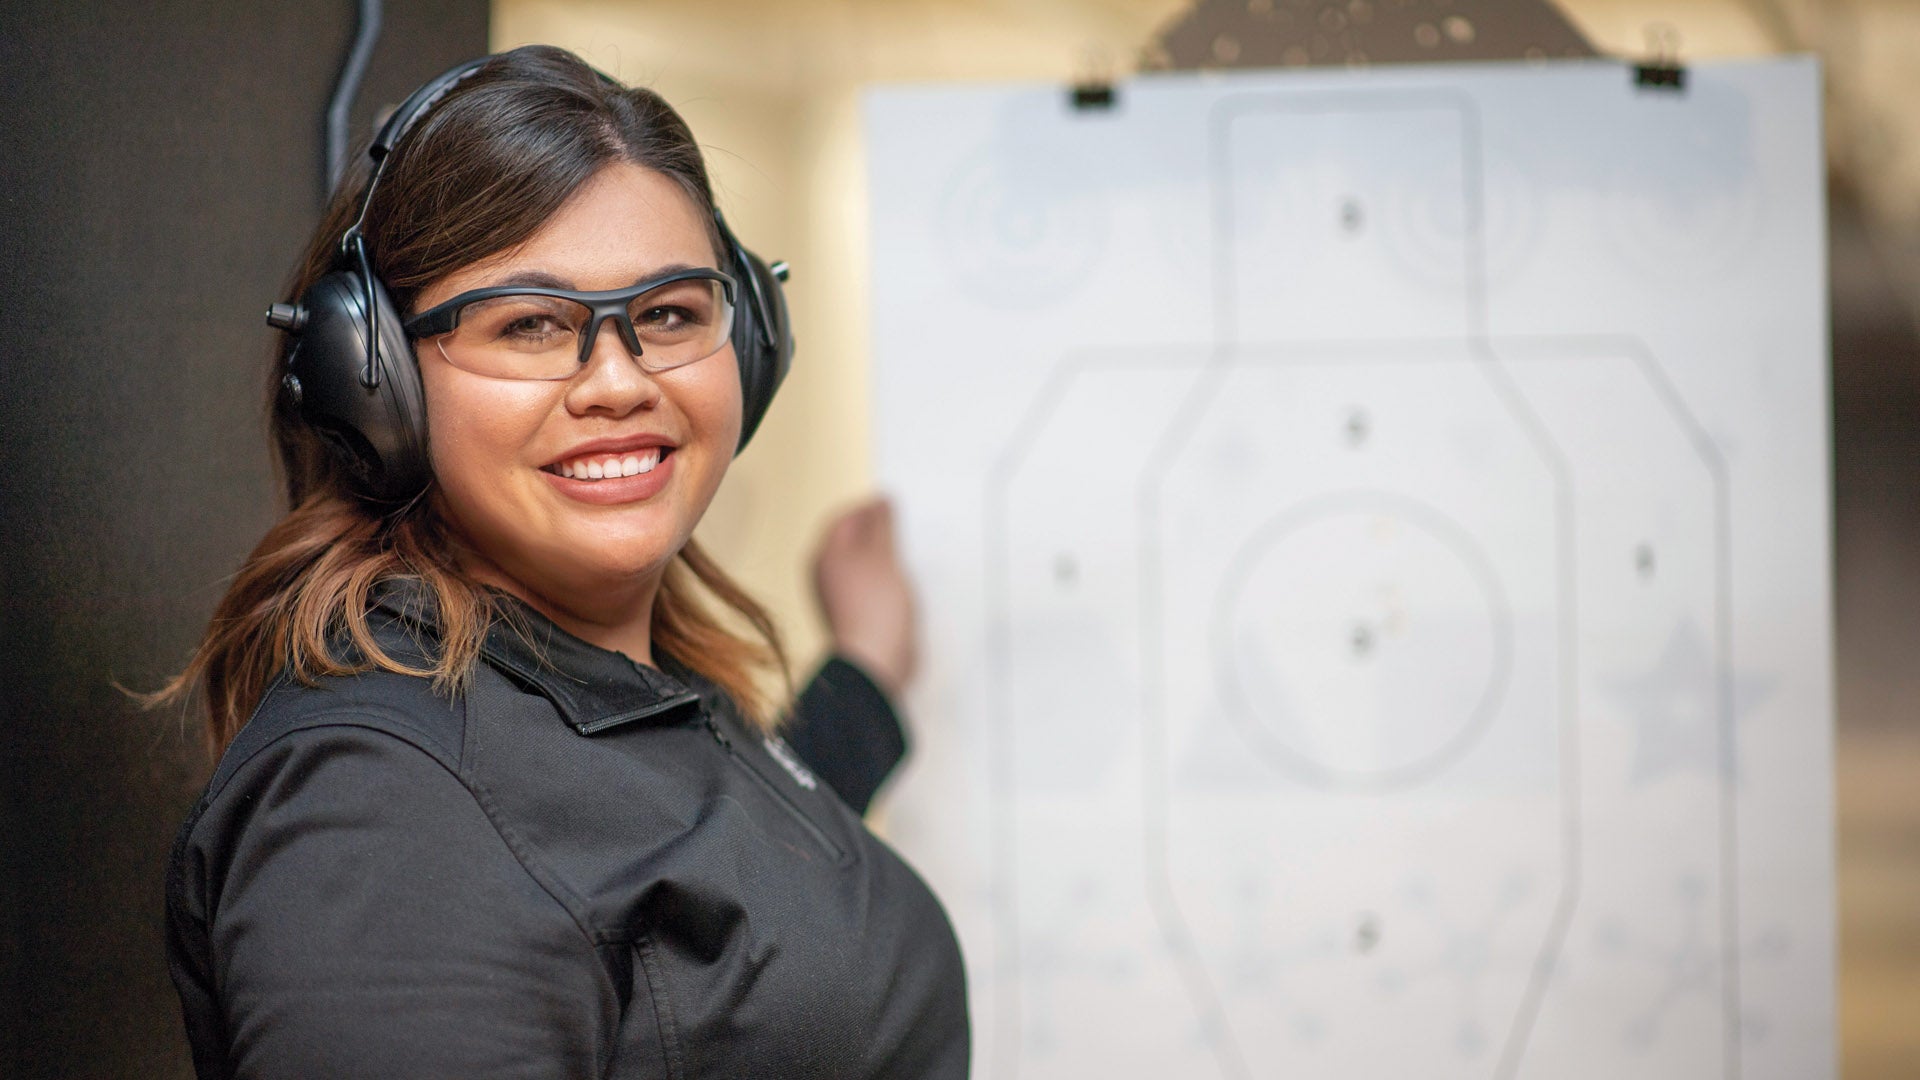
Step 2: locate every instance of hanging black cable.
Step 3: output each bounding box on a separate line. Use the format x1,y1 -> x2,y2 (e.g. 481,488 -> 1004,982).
325,0 -> 384,194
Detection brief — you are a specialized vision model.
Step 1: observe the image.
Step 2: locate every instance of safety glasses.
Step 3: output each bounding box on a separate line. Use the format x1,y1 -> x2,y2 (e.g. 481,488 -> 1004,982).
402,268 -> 737,380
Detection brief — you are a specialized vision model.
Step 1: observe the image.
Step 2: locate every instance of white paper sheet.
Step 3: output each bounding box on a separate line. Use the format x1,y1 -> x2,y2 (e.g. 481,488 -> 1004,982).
866,57 -> 1831,1080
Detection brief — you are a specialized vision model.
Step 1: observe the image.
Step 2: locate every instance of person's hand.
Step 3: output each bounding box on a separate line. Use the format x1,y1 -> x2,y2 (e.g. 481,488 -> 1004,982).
811,497 -> 918,699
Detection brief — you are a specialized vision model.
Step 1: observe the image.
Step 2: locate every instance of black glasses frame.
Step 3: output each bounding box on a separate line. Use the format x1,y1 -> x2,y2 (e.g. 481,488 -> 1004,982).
402,267 -> 739,370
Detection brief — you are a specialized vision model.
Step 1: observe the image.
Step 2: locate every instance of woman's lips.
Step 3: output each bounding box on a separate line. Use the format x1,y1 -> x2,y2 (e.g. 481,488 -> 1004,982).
539,447 -> 675,505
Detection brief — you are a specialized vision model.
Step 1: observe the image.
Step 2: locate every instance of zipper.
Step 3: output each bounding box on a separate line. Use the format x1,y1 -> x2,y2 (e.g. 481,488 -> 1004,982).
701,715 -> 848,864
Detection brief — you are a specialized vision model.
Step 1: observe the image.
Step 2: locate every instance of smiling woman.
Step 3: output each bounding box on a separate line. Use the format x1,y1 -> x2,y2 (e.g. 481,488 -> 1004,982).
151,45 -> 966,1079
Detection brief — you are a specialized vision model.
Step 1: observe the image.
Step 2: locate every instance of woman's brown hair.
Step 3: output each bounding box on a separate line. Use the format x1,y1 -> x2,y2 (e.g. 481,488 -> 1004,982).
153,45 -> 787,754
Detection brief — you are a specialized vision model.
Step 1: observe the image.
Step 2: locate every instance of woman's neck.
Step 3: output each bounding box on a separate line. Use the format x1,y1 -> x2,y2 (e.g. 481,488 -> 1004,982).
458,549 -> 664,666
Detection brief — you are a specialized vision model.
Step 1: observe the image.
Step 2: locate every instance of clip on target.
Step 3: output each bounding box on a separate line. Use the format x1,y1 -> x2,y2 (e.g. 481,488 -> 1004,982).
1633,23 -> 1687,93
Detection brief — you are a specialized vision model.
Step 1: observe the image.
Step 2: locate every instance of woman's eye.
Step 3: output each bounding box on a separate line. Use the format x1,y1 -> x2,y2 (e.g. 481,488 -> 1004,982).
463,299 -> 582,351
638,306 -> 709,335
503,314 -> 569,339
634,280 -> 721,337
640,306 -> 688,327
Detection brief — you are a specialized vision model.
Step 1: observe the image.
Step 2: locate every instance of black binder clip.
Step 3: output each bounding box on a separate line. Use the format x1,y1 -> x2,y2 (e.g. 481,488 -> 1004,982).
1633,24 -> 1687,92
1068,46 -> 1119,111
1070,81 -> 1117,110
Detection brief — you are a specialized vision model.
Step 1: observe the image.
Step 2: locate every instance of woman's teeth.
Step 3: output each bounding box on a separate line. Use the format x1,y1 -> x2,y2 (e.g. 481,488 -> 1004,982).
555,448 -> 662,480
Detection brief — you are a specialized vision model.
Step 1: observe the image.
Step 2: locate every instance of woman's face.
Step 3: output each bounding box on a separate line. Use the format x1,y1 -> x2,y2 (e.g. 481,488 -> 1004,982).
412,162 -> 743,630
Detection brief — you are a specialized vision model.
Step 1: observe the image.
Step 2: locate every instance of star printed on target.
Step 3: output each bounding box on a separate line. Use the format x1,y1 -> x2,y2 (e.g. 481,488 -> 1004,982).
1599,619 -> 1775,786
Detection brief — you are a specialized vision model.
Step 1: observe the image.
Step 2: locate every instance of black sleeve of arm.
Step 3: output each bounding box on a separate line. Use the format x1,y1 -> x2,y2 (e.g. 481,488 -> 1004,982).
784,657 -> 909,815
170,725 -> 622,1080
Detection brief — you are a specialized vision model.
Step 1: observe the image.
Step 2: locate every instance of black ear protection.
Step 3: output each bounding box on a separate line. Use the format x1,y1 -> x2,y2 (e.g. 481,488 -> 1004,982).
269,56 -> 795,503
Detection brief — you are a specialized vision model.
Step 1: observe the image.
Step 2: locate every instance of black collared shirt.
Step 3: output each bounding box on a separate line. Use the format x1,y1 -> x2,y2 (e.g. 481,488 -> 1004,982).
165,595 -> 969,1079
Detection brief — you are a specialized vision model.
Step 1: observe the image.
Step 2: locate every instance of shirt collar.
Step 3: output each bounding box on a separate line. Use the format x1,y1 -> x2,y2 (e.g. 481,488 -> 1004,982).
373,580 -> 705,735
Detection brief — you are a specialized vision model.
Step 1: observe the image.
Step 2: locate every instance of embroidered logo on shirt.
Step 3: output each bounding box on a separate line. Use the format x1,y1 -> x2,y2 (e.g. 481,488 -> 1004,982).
762,736 -> 819,791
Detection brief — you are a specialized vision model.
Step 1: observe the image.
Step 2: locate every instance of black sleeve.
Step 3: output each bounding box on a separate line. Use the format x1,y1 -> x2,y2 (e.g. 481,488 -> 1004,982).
170,725 -> 625,1080
784,657 -> 909,815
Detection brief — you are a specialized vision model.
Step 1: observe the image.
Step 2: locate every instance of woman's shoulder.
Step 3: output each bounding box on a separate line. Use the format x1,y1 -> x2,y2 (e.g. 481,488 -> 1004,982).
229,666 -> 466,775
209,581 -> 473,782
168,667 -> 486,912
175,668 -> 474,863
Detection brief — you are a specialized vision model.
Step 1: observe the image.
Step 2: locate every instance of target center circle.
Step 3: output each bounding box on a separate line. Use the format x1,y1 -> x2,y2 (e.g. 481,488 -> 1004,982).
1220,503 -> 1508,785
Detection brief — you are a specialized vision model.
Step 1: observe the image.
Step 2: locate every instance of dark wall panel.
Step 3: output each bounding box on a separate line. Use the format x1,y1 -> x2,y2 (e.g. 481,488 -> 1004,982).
0,3 -> 487,1076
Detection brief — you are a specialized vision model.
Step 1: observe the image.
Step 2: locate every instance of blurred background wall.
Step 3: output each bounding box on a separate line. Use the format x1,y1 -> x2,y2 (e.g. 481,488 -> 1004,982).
0,3 -> 486,1076
1,1 -> 1911,1077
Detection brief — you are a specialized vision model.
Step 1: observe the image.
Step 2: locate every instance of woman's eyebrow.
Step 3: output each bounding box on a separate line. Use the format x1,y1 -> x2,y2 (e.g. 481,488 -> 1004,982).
482,269 -> 575,290
628,262 -> 709,286
480,263 -> 712,292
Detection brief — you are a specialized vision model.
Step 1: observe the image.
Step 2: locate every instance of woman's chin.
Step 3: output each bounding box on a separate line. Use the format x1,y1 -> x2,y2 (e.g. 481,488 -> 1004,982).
454,540 -> 671,618
541,554 -> 673,600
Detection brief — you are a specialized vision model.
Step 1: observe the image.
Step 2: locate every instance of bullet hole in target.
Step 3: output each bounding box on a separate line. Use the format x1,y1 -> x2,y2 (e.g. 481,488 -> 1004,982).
1340,197 -> 1366,234
1054,553 -> 1079,587
1345,408 -> 1371,447
1351,623 -> 1376,658
1355,911 -> 1382,953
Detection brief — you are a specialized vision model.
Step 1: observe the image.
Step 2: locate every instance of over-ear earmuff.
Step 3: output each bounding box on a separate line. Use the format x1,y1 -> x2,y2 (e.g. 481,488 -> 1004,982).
269,55 -> 795,503
721,215 -> 794,452
272,265 -> 430,501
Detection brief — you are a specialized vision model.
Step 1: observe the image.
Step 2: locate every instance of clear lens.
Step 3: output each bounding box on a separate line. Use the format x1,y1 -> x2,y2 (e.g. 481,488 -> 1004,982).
433,277 -> 734,380
628,278 -> 730,358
